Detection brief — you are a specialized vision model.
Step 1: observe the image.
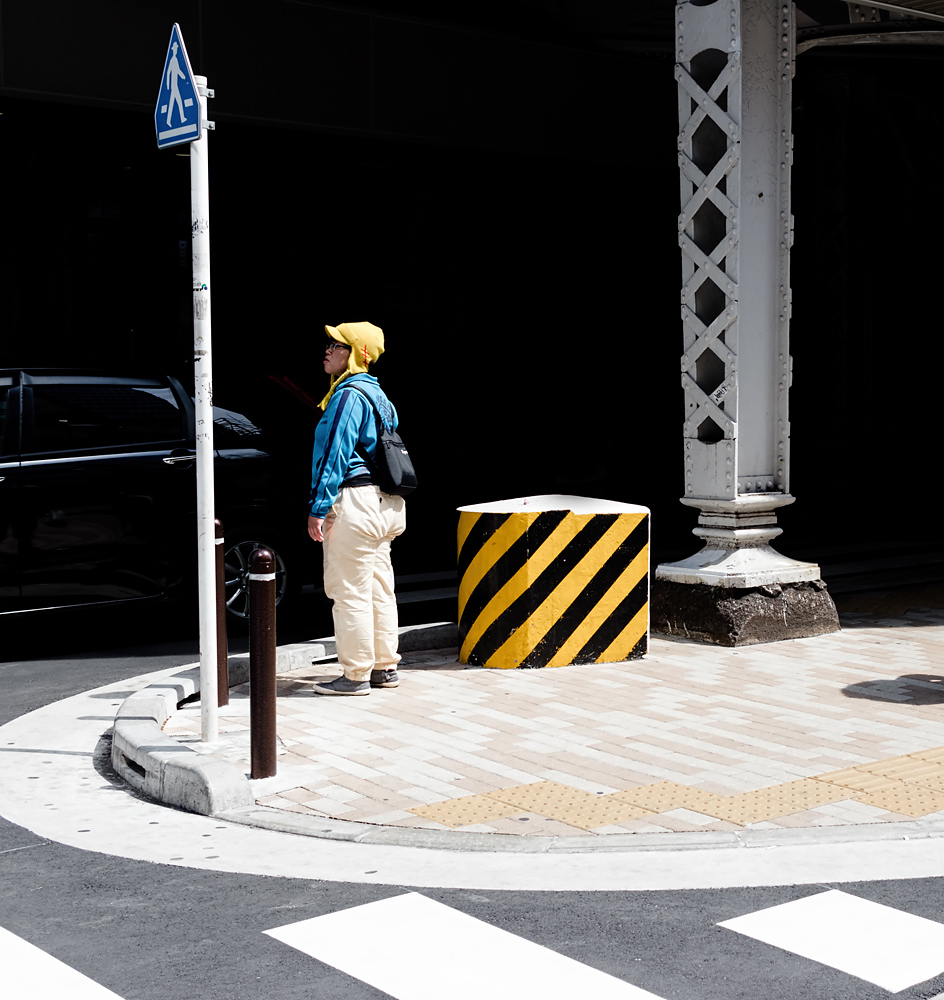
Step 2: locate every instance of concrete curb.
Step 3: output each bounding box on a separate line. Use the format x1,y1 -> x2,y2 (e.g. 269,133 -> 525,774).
110,623 -> 459,817
214,803 -> 944,853
111,662 -> 255,816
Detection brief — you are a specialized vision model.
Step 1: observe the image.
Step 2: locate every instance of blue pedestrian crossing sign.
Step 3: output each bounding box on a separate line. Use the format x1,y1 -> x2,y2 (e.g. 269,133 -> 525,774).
155,24 -> 201,149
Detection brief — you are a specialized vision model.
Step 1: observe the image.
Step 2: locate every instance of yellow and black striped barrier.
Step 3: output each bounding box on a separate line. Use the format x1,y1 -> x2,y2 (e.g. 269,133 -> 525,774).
457,496 -> 649,669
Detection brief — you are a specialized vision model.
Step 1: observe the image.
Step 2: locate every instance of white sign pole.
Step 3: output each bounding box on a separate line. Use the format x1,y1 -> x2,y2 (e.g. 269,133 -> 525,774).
191,74 -> 218,743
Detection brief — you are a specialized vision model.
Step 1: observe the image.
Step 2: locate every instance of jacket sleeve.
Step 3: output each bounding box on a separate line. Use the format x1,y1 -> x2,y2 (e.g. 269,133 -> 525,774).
308,390 -> 369,518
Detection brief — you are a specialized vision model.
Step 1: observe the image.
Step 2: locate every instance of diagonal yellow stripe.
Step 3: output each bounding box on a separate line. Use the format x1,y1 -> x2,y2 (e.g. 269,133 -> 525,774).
546,543 -> 649,668
459,515 -> 580,661
597,601 -> 649,664
484,515 -> 632,667
457,513 -> 533,622
456,511 -> 481,562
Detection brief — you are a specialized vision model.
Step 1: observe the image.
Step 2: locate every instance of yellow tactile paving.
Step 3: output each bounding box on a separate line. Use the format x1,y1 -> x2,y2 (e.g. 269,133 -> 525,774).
487,781 -> 603,813
701,780 -> 849,825
901,771 -> 944,793
816,768 -> 906,793
611,781 -> 721,815
852,786 -> 944,818
686,798 -> 760,825
407,749 -> 944,831
608,781 -> 687,811
753,778 -> 850,807
408,793 -> 519,828
485,781 -> 655,831
854,755 -> 926,774
858,758 -> 944,788
908,746 -> 944,764
543,799 -> 655,832
409,784 -> 657,831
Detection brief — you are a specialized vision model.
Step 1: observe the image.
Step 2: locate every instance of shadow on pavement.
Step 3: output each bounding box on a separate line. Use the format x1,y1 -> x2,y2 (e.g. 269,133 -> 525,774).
842,674 -> 944,705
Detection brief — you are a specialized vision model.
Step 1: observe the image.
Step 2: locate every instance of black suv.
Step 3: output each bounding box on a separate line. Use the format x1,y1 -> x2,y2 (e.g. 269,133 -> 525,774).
0,369 -> 313,620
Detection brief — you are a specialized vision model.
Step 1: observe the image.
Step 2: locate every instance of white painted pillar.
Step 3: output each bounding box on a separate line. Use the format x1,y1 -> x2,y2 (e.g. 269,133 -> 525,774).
191,74 -> 218,742
655,0 -> 838,643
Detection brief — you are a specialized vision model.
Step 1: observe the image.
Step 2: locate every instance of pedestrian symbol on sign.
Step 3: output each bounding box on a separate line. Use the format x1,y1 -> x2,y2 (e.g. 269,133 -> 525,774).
163,42 -> 190,127
155,24 -> 201,149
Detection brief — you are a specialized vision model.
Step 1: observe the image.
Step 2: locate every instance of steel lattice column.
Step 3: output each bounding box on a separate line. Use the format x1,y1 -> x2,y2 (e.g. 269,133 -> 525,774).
654,0 -> 839,645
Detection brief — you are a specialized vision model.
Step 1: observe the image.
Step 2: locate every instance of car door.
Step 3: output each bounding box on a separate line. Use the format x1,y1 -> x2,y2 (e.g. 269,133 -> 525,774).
17,373 -> 196,609
0,374 -> 21,613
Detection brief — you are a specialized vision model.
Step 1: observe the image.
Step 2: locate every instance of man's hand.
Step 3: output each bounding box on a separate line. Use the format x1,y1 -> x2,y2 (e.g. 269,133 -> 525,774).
308,516 -> 324,543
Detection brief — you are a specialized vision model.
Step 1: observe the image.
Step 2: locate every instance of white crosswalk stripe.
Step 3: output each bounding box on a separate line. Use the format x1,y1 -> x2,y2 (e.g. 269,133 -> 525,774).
265,891 -> 667,1000
1,925 -> 126,999
719,889 -> 944,993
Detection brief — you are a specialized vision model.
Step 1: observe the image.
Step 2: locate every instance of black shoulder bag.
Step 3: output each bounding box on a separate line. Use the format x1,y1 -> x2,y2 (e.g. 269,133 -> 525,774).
345,385 -> 418,497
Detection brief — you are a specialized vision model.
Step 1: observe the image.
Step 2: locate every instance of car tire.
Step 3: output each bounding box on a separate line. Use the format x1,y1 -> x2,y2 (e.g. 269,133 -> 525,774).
222,527 -> 295,624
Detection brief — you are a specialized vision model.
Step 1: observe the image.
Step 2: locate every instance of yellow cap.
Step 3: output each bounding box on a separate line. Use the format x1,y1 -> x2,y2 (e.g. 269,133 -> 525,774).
319,321 -> 385,410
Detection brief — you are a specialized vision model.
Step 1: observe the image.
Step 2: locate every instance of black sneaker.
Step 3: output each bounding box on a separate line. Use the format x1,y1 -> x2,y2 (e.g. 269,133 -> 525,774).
370,669 -> 399,688
312,676 -> 370,696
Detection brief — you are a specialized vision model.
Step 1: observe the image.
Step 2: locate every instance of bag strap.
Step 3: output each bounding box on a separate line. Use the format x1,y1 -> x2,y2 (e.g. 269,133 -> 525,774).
341,384 -> 385,476
341,383 -> 385,429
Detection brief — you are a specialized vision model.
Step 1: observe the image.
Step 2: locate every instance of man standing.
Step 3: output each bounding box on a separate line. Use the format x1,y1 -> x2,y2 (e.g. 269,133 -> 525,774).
307,322 -> 406,695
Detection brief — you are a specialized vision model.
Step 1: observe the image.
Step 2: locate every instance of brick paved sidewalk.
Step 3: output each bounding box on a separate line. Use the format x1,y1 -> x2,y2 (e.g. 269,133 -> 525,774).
165,600 -> 944,837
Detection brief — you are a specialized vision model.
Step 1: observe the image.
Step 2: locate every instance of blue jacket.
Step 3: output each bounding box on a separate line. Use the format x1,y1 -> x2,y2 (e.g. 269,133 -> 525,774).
308,374 -> 398,518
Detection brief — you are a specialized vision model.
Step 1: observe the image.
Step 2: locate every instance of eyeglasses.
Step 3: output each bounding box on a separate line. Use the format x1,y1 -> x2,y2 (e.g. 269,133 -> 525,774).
325,342 -> 350,354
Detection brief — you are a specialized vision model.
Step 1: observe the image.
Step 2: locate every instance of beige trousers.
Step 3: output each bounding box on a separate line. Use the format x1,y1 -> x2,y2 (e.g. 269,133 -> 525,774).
322,485 -> 407,682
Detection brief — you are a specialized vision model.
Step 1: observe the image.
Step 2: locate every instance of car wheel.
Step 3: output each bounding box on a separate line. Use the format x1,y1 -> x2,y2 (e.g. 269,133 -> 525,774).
223,530 -> 291,621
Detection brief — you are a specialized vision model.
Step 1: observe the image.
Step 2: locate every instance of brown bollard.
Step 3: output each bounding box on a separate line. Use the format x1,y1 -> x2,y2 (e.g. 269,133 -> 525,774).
249,547 -> 277,779
215,518 -> 229,707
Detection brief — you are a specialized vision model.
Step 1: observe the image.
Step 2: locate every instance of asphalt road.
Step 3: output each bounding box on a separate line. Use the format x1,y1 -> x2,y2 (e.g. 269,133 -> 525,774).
3,599 -> 944,1000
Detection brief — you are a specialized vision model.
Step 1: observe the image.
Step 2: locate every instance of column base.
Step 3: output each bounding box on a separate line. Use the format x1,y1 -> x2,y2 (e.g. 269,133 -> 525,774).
650,579 -> 840,647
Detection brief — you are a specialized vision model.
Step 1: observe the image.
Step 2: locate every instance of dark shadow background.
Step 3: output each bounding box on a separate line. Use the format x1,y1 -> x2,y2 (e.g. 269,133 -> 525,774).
0,1 -> 940,583
786,51 -> 941,566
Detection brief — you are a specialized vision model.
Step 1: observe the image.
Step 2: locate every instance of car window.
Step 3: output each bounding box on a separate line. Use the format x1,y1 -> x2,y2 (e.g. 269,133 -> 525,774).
0,379 -> 10,453
30,384 -> 184,453
212,406 -> 264,448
